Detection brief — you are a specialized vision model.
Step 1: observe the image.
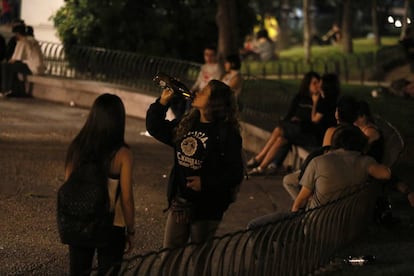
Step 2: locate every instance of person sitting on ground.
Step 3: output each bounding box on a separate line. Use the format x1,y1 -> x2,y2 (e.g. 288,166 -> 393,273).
312,23 -> 341,46
221,54 -> 243,99
1,24 -> 45,97
252,29 -> 276,62
292,125 -> 391,212
247,72 -> 339,176
283,95 -> 360,200
239,34 -> 259,60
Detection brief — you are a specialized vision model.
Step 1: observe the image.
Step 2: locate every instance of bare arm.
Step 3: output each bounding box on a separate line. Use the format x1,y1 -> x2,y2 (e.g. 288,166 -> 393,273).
322,127 -> 335,147
118,148 -> 135,251
311,93 -> 323,123
228,74 -> 242,97
368,164 -> 391,180
363,127 -> 380,144
291,186 -> 312,212
64,163 -> 73,181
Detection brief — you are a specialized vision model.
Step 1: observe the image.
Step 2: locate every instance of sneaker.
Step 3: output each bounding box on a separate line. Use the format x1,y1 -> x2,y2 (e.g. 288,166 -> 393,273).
246,158 -> 260,168
266,164 -> 279,175
266,165 -> 292,175
248,166 -> 264,176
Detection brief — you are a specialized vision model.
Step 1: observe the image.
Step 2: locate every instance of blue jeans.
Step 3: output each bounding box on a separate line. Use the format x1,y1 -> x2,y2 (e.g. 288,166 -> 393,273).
163,210 -> 220,248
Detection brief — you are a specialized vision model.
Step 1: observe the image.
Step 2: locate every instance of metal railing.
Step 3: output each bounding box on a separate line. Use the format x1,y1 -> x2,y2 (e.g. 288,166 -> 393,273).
38,42 -> 408,93
35,42 -> 405,275
114,184 -> 377,276
241,45 -> 408,84
39,41 -> 201,96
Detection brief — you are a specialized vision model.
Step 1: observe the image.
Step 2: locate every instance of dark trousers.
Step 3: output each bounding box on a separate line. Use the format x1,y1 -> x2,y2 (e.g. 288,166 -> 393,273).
69,226 -> 126,276
1,61 -> 32,96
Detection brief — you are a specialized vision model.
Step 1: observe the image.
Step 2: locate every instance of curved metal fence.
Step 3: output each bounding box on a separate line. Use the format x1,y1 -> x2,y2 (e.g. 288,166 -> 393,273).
35,42 -> 406,275
113,184 -> 377,276
39,41 -> 201,96
39,42 -> 408,94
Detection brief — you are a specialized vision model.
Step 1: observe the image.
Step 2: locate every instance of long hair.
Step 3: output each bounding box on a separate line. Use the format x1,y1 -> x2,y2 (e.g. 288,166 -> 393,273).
357,100 -> 375,123
174,80 -> 239,142
331,124 -> 368,152
321,73 -> 340,101
336,95 -> 359,124
65,93 -> 126,170
298,71 -> 320,97
225,54 -> 241,70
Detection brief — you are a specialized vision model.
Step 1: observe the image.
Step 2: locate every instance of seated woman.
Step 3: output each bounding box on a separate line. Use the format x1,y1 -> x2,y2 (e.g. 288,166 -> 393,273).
247,72 -> 339,176
283,95 -> 360,200
221,54 -> 243,99
354,100 -> 383,161
354,101 -> 414,207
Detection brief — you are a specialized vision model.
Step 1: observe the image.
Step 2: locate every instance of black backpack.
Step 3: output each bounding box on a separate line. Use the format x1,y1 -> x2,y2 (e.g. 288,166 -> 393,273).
57,160 -> 118,247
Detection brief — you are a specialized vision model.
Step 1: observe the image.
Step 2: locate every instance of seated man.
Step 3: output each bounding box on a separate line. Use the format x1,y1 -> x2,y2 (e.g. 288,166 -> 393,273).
292,125 -> 391,211
1,24 -> 45,97
248,125 -> 390,229
283,95 -> 360,200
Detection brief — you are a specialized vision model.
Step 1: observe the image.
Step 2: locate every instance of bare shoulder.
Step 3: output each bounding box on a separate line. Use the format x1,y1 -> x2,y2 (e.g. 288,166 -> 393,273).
116,146 -> 133,163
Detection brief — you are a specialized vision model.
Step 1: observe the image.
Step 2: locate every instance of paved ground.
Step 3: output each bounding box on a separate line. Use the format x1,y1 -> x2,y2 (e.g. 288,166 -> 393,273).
1,97 -> 413,275
0,97 -> 293,275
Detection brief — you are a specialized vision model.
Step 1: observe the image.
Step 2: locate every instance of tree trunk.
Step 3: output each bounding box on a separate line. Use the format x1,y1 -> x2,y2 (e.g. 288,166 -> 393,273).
372,0 -> 381,46
400,0 -> 409,39
277,0 -> 291,50
342,0 -> 353,53
303,0 -> 311,63
216,0 -> 239,62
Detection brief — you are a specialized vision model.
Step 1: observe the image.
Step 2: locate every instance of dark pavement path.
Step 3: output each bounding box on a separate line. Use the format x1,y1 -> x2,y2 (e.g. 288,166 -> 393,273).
0,97 -> 291,275
1,97 -> 413,275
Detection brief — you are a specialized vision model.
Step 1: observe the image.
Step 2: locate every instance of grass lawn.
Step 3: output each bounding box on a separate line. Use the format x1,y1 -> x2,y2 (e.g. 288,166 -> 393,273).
241,36 -> 404,81
279,37 -> 400,59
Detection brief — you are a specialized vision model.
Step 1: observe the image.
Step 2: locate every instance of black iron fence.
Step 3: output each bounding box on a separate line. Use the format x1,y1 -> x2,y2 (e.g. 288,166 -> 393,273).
39,42 -> 201,96
39,42 -> 408,94
241,44 -> 408,84
113,184 -> 377,276
37,42 -> 405,275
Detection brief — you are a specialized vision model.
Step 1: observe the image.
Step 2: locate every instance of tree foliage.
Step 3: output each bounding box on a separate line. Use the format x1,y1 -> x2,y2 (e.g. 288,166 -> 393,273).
53,0 -> 255,62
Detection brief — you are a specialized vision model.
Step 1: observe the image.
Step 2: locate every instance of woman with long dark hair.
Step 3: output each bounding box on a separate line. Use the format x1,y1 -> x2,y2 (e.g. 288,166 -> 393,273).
146,80 -> 244,249
64,93 -> 135,275
247,71 -> 330,175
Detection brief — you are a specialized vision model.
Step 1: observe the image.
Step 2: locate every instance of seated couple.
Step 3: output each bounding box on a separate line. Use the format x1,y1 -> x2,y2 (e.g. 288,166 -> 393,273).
247,71 -> 340,176
248,125 -> 391,229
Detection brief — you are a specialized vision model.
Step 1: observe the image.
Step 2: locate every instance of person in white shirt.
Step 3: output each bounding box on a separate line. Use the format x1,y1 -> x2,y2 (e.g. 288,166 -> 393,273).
170,45 -> 223,120
1,24 -> 45,97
